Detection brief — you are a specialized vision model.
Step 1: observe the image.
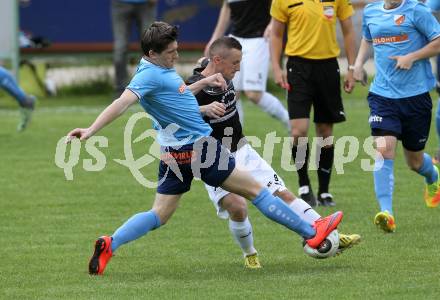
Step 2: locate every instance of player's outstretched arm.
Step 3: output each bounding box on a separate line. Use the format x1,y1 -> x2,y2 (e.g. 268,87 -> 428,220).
66,89 -> 138,143
353,38 -> 371,86
188,73 -> 227,95
270,17 -> 288,90
390,37 -> 440,70
204,1 -> 231,57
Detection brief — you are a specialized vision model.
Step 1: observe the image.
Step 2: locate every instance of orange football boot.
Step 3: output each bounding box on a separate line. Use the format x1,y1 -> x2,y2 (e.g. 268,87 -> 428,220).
306,211 -> 343,248
88,236 -> 113,275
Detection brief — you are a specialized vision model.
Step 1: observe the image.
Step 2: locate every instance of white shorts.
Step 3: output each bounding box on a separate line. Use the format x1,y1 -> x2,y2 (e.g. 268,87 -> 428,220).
205,144 -> 286,219
231,36 -> 269,92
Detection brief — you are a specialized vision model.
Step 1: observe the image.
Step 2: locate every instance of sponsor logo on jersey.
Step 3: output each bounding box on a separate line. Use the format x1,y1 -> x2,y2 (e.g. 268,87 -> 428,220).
394,14 -> 405,26
372,34 -> 408,44
161,151 -> 196,165
178,83 -> 186,94
323,6 -> 334,20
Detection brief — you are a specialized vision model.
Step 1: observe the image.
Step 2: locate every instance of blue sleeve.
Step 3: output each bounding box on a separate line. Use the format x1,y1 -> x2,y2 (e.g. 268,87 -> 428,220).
362,9 -> 372,41
126,68 -> 161,99
414,3 -> 440,41
427,0 -> 440,12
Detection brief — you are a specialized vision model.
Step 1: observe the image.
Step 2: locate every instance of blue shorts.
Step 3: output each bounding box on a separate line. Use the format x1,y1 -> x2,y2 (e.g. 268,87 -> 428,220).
157,137 -> 236,195
367,92 -> 432,151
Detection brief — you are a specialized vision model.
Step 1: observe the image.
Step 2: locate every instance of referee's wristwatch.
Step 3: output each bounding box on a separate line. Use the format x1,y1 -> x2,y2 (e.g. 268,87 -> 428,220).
347,65 -> 355,71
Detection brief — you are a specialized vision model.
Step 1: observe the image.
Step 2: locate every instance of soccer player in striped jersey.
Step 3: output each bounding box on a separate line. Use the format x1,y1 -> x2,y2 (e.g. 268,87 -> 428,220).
66,23 -> 345,275
187,37 -> 360,268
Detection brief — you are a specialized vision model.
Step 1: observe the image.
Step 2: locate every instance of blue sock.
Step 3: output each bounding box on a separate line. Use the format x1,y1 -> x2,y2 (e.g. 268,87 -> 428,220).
374,159 -> 394,215
436,99 -> 440,145
252,188 -> 315,238
111,210 -> 161,252
418,153 -> 438,184
0,66 -> 28,106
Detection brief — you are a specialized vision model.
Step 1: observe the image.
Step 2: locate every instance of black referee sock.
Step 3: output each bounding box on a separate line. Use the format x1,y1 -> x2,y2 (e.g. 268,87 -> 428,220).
292,143 -> 310,187
317,145 -> 334,195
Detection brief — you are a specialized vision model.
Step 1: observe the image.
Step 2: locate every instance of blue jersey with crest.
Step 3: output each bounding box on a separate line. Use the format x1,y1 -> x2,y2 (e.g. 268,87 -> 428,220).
362,0 -> 440,99
127,58 -> 212,146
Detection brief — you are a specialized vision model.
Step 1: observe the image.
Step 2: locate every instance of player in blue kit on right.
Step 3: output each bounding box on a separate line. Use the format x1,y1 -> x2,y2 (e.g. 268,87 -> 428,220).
66,22 -> 343,275
353,0 -> 440,232
426,0 -> 440,162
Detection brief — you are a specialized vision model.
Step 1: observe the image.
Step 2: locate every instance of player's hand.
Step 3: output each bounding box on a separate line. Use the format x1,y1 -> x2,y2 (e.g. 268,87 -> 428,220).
273,67 -> 290,91
344,71 -> 355,93
65,128 -> 91,143
205,73 -> 227,91
353,66 -> 368,86
390,55 -> 414,70
203,101 -> 226,119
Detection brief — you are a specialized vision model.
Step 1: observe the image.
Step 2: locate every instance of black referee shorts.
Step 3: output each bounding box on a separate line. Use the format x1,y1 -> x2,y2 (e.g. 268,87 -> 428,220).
286,56 -> 346,124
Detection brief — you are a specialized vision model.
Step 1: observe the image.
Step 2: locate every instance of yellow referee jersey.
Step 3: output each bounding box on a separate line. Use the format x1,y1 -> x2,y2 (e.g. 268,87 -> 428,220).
271,0 -> 354,59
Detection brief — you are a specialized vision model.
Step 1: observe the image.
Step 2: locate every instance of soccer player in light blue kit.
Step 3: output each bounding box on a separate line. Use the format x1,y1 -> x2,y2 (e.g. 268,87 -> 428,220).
0,66 -> 35,131
66,22 -> 343,275
426,0 -> 440,162
353,0 -> 440,232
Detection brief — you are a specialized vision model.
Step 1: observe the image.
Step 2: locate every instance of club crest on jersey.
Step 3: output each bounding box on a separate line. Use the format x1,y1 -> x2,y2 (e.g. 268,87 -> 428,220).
323,6 -> 334,20
394,14 -> 405,26
178,83 -> 186,94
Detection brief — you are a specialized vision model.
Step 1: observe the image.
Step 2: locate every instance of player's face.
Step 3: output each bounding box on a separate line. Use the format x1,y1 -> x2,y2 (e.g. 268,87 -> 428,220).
217,49 -> 242,81
156,41 -> 179,68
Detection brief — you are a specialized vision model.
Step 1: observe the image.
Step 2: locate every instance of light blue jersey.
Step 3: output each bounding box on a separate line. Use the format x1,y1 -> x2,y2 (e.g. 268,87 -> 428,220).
362,0 -> 440,99
427,0 -> 440,12
127,59 -> 212,146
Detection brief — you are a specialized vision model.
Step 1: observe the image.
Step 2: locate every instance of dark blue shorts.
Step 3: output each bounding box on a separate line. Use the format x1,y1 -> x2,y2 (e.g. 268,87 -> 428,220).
367,92 -> 432,151
157,137 -> 236,195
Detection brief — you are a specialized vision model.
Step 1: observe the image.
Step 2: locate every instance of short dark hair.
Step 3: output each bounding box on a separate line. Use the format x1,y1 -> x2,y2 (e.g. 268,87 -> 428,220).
141,21 -> 179,56
208,37 -> 242,58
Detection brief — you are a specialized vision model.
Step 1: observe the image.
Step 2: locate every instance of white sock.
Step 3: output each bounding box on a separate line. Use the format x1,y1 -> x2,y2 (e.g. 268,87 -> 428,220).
236,98 -> 244,126
289,198 -> 321,225
228,218 -> 256,256
257,92 -> 290,129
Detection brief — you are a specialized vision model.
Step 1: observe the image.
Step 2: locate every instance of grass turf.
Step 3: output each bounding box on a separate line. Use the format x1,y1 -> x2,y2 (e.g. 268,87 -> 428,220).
1,81 -> 440,299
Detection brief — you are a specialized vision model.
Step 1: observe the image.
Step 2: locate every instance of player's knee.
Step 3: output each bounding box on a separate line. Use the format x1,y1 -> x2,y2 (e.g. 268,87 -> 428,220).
291,128 -> 307,140
226,199 -> 248,221
315,124 -> 333,138
377,147 -> 395,160
244,91 -> 262,103
221,195 -> 248,221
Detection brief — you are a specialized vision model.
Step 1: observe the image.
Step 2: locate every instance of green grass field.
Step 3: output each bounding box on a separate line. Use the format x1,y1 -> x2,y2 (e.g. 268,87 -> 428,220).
1,78 -> 440,299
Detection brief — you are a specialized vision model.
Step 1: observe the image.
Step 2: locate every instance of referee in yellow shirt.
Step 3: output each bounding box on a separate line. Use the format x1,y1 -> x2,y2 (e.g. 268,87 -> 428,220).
270,0 -> 356,207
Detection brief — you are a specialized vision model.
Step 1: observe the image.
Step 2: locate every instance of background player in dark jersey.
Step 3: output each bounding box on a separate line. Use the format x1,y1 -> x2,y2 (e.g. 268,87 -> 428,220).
188,37 -> 361,267
205,0 -> 290,130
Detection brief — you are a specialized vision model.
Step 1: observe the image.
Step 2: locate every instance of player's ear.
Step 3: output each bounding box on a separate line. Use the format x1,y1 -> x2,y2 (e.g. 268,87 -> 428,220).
213,55 -> 222,64
148,50 -> 156,58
